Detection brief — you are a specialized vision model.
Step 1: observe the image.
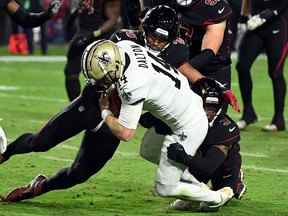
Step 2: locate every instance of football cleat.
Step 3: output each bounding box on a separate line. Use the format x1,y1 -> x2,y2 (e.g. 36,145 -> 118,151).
262,124 -> 285,132
236,117 -> 257,130
0,127 -> 7,164
2,175 -> 47,202
234,170 -> 247,199
199,187 -> 234,212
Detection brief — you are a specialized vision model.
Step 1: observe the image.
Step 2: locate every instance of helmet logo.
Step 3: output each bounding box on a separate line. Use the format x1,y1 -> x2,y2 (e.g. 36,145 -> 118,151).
155,28 -> 168,37
98,52 -> 111,65
176,0 -> 193,6
204,0 -> 219,6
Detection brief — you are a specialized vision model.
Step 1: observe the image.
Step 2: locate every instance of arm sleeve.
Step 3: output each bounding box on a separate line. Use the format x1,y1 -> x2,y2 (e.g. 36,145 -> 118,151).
8,6 -> 51,28
118,101 -> 144,129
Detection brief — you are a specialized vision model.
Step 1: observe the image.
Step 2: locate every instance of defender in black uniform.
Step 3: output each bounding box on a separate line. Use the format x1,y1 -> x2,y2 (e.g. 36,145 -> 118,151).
112,5 -> 240,112
0,0 -> 60,28
236,0 -> 288,131
152,0 -> 234,90
166,81 -> 245,211
64,0 -> 120,101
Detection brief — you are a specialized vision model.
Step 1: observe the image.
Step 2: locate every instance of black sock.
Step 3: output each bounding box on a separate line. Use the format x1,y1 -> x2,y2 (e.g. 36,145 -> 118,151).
272,76 -> 286,128
3,133 -> 35,160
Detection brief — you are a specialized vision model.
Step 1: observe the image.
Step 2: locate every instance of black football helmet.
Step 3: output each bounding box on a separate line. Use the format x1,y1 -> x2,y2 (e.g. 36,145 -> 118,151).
142,5 -> 179,45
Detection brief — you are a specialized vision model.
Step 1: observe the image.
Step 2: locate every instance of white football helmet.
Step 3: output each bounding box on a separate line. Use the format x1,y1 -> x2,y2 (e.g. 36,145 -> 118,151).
81,40 -> 125,88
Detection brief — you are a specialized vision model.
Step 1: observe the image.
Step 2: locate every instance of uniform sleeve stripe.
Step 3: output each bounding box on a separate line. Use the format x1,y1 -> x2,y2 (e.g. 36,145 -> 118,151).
130,98 -> 145,105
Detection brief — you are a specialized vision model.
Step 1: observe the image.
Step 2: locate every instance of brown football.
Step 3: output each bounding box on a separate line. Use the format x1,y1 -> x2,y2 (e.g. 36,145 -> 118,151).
108,89 -> 121,117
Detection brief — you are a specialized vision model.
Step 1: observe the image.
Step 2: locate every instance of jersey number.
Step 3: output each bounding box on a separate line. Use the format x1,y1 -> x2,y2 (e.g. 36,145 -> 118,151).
148,52 -> 181,89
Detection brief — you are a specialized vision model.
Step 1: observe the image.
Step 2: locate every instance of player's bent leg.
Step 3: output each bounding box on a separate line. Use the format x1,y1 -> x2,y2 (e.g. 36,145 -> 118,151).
41,125 -> 120,192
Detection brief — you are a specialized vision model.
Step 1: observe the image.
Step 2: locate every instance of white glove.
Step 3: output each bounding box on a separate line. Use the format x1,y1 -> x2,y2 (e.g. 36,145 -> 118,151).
48,0 -> 62,15
247,15 -> 266,31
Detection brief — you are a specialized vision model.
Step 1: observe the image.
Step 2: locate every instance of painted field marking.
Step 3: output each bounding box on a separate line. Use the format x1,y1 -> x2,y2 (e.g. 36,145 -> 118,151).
0,54 -> 266,62
0,85 -> 19,91
0,56 -> 66,62
40,154 -> 288,174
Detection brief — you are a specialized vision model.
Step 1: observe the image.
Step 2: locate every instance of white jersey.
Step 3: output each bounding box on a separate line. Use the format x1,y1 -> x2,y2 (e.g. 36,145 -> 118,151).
116,40 -> 206,132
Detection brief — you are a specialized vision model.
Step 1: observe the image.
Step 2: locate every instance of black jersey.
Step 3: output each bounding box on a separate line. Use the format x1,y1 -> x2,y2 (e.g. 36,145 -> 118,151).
177,0 -> 233,68
111,29 -> 189,68
200,114 -> 240,153
250,0 -> 288,16
0,0 -> 11,9
78,0 -> 105,32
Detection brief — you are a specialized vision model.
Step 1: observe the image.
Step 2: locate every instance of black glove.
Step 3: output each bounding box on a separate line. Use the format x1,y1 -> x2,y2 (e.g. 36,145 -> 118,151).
167,143 -> 190,165
139,112 -> 158,129
153,118 -> 172,135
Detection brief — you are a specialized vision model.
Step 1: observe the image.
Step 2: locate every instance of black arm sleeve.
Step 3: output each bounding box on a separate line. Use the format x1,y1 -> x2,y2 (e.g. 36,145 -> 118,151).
189,49 -> 216,71
9,6 -> 51,28
185,147 -> 226,181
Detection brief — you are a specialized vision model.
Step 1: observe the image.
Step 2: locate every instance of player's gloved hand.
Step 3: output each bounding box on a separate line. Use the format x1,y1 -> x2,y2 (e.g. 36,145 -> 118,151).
139,112 -> 157,129
213,80 -> 240,113
154,119 -> 172,135
47,0 -> 62,16
223,89 -> 240,113
167,143 -> 190,165
247,9 -> 278,31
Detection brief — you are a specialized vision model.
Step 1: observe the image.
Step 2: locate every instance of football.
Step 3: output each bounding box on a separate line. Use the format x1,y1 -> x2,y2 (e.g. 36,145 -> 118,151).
108,88 -> 121,117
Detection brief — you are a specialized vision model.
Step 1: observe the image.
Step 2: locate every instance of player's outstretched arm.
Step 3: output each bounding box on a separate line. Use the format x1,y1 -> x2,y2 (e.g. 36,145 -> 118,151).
6,0 -> 61,28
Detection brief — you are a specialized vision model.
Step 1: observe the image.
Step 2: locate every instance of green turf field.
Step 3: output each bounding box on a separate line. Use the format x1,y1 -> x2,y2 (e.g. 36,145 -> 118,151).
0,56 -> 287,216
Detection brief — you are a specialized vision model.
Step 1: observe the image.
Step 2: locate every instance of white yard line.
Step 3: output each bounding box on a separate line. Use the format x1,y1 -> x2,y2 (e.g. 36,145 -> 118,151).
40,156 -> 73,162
0,85 -> 19,91
0,56 -> 66,62
244,165 -> 288,174
0,92 -> 66,103
0,53 -> 266,62
240,152 -> 268,158
61,145 -> 269,159
40,154 -> 288,174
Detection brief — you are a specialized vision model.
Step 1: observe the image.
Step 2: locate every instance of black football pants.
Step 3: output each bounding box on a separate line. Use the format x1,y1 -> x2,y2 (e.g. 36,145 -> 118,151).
236,16 -> 288,127
3,85 -> 120,191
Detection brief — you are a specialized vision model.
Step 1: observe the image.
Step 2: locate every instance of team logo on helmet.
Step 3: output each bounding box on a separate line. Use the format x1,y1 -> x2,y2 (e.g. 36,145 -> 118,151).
204,0 -> 219,6
176,0 -> 194,7
98,52 -> 111,65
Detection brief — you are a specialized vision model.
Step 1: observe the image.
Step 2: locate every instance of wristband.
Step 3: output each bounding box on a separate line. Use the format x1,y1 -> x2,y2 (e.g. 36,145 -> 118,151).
93,29 -> 102,38
101,109 -> 113,120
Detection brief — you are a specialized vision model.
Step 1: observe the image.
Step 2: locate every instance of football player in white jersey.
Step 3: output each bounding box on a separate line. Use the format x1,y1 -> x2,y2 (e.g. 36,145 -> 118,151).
81,39 -> 234,211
